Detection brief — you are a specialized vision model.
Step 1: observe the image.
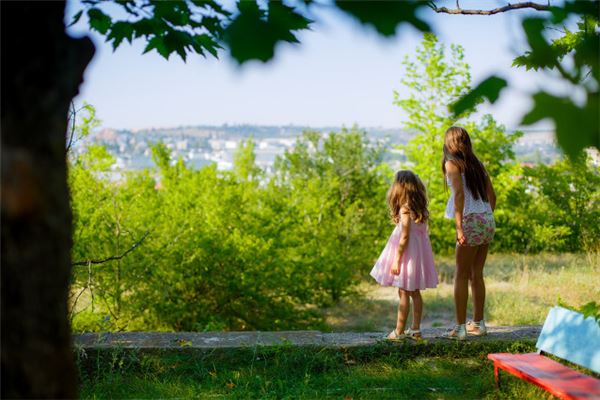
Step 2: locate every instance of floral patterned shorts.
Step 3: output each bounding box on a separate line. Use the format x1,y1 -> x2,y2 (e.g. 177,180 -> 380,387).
460,212 -> 495,247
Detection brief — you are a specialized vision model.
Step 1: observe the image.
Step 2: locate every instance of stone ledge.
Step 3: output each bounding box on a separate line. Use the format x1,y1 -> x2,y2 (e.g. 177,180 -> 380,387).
73,325 -> 541,349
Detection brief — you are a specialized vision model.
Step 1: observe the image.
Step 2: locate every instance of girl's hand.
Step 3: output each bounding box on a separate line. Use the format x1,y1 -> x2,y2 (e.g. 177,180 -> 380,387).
391,256 -> 401,275
456,227 -> 466,246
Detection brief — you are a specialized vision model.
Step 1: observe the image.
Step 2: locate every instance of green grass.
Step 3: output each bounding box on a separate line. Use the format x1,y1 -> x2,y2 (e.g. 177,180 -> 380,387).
78,341 -> 558,399
76,253 -> 599,398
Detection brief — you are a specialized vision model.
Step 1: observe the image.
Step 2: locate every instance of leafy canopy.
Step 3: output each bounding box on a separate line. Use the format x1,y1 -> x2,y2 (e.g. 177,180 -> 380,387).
75,0 -> 430,62
451,2 -> 599,159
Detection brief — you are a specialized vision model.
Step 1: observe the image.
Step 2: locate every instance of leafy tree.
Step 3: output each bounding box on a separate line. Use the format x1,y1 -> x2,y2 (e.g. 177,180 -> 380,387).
522,156 -> 600,252
67,102 -> 100,153
445,1 -> 599,159
393,34 -> 522,254
393,33 -> 472,188
273,128 -> 389,303
490,153 -> 600,253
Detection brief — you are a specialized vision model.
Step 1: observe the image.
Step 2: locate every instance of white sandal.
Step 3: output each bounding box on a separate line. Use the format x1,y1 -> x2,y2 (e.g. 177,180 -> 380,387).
386,328 -> 406,341
444,324 -> 467,341
466,320 -> 487,336
404,328 -> 422,340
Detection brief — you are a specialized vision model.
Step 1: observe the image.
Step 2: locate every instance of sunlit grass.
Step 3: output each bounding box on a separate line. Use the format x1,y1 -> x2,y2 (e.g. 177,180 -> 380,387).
325,253 -> 600,331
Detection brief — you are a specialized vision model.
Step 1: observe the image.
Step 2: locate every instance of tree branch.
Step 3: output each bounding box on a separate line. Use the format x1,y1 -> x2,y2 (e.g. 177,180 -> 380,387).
429,1 -> 551,15
66,101 -> 77,153
72,231 -> 150,266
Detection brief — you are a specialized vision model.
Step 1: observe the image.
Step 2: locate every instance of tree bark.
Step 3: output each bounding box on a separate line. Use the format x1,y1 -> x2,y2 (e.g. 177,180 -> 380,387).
1,2 -> 95,398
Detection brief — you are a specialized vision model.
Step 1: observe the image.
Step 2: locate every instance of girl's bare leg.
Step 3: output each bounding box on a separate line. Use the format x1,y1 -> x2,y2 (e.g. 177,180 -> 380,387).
396,289 -> 410,333
470,244 -> 489,322
408,290 -> 422,330
455,245 -> 478,324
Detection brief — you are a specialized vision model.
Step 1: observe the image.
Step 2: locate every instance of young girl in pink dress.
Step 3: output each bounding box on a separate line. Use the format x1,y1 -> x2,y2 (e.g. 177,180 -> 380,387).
370,170 -> 438,340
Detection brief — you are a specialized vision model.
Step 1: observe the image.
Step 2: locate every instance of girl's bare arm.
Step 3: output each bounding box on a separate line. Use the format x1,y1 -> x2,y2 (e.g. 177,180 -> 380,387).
392,206 -> 411,274
445,161 -> 465,245
397,206 -> 411,256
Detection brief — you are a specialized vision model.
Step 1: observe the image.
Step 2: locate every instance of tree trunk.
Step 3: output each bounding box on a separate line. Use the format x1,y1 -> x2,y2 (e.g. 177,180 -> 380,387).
1,2 -> 95,398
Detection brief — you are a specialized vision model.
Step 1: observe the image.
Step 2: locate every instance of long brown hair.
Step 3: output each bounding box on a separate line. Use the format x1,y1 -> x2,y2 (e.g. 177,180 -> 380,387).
387,170 -> 429,224
441,126 -> 488,202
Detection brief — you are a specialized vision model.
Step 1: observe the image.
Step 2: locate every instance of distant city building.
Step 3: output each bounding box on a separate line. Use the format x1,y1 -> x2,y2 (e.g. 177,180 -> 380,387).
73,125 -> 561,174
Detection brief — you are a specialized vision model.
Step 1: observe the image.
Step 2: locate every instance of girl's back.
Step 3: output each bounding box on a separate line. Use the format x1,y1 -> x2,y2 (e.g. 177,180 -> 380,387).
445,173 -> 492,219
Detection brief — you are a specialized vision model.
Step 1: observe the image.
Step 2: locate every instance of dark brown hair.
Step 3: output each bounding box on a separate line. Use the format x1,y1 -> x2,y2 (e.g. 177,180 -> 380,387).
387,170 -> 429,224
441,126 -> 488,202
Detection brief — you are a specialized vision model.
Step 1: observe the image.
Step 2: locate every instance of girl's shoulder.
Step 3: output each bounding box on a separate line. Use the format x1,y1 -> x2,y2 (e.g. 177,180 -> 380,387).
444,159 -> 461,173
402,206 -> 428,225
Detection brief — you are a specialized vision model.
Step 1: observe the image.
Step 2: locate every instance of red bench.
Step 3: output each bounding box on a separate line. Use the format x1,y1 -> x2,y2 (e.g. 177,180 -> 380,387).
488,307 -> 600,400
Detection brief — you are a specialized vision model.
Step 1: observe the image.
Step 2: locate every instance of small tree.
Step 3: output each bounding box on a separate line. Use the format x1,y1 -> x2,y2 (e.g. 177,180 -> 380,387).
393,34 -> 522,253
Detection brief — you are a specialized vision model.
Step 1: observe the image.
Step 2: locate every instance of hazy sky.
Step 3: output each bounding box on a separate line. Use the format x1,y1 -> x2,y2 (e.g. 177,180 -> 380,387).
66,0 -> 566,131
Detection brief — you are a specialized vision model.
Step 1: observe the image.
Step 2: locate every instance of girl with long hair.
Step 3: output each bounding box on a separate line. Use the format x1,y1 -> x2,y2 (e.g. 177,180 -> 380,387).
370,170 -> 438,340
442,126 -> 496,340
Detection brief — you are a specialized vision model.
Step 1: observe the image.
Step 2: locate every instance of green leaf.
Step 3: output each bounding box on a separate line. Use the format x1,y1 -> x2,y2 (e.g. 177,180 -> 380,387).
268,2 -> 312,44
132,18 -> 158,37
562,0 -> 600,19
223,0 -> 311,64
521,91 -> 599,159
190,0 -> 231,17
153,1 -> 191,26
335,1 -> 430,37
193,34 -> 221,58
88,8 -> 112,35
199,16 -> 224,34
451,76 -> 508,116
107,21 -> 135,50
223,1 -> 270,62
579,301 -> 600,324
521,18 -> 558,69
143,35 -> 170,59
573,33 -> 599,80
69,10 -> 83,27
163,30 -> 193,61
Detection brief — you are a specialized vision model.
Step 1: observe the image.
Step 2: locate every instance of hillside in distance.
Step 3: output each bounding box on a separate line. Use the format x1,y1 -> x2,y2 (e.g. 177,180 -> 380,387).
78,124 -> 560,172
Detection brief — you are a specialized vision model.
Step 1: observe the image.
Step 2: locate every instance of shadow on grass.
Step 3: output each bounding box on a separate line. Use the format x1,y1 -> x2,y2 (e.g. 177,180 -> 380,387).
78,340 -> 542,399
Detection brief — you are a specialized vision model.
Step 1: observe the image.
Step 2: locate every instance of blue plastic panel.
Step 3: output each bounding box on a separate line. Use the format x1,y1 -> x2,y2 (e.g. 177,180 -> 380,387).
536,306 -> 600,373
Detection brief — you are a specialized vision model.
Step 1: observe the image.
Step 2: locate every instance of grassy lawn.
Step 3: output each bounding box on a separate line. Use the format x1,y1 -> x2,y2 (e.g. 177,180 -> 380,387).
78,342 -> 556,399
76,253 -> 599,398
324,253 -> 600,332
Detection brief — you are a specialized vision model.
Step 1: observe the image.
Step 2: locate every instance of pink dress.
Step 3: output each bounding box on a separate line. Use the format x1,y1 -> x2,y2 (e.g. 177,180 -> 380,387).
370,217 -> 438,290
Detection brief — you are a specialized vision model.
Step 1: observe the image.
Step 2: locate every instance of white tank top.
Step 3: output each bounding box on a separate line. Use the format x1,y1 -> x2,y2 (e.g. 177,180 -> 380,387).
445,173 -> 492,219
